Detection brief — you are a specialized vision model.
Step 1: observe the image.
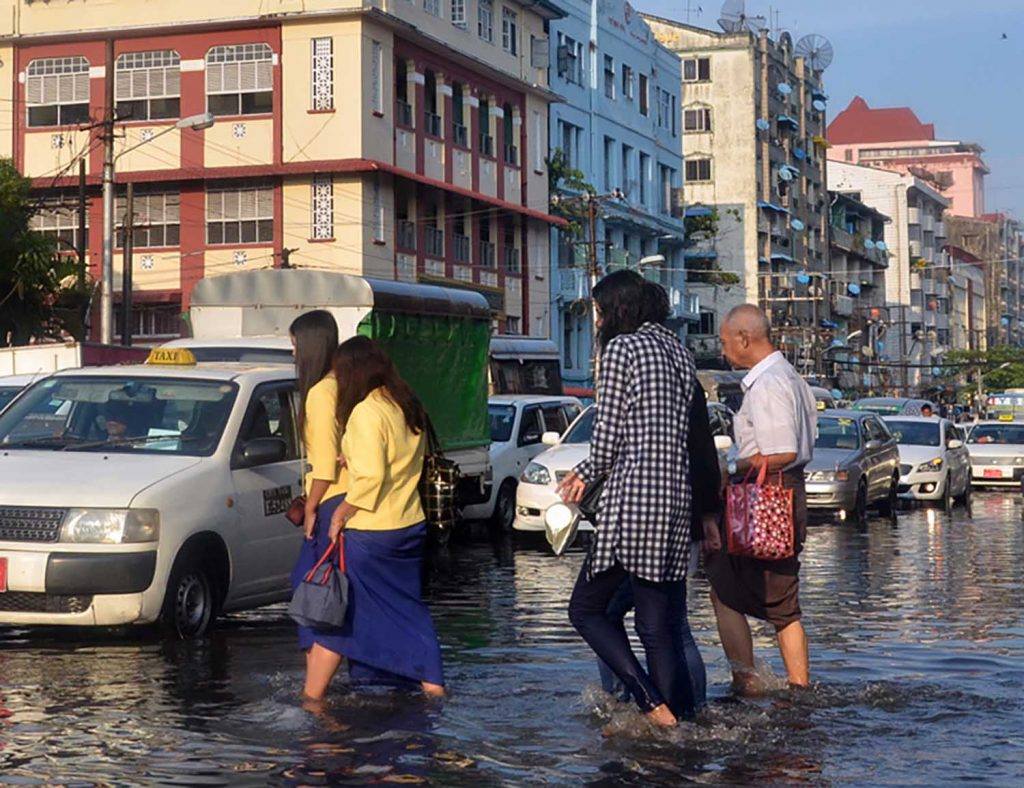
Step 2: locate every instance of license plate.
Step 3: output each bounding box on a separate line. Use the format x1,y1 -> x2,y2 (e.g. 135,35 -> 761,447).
0,557 -> 6,593
983,468 -> 1004,479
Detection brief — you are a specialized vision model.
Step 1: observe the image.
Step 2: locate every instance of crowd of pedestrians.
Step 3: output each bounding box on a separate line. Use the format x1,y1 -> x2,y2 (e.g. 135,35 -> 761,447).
286,270 -> 815,730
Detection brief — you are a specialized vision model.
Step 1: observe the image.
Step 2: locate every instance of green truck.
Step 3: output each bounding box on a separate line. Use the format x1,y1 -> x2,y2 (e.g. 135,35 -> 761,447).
181,269 -> 493,507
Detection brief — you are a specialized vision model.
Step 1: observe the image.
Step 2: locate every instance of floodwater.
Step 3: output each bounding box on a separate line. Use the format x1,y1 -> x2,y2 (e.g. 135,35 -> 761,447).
1,495 -> 1023,785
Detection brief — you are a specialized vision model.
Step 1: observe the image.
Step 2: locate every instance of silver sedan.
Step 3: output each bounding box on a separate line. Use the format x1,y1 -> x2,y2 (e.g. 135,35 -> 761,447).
966,421 -> 1024,487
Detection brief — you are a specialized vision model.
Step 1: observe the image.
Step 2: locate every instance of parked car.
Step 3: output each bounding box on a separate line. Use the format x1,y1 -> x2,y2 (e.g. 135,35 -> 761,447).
804,410 -> 900,522
810,386 -> 836,412
0,374 -> 38,412
966,420 -> 1024,488
884,416 -> 971,510
852,397 -> 936,417
462,395 -> 582,529
514,403 -> 735,536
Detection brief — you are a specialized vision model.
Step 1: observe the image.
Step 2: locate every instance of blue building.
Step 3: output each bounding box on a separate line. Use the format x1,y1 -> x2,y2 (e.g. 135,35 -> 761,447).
548,0 -> 691,388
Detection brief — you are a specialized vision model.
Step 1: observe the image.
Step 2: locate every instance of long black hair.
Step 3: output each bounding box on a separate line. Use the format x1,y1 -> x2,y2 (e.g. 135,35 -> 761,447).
640,280 -> 671,325
333,336 -> 427,435
290,310 -> 339,433
593,269 -> 646,350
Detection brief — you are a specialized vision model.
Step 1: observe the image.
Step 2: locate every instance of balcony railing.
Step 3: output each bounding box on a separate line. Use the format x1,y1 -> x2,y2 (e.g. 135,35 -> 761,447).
396,100 -> 413,128
424,226 -> 444,258
453,122 -> 468,148
479,240 -> 496,268
425,111 -> 442,138
504,144 -> 518,166
503,245 -> 520,274
479,133 -> 494,157
397,219 -> 416,250
453,233 -> 470,263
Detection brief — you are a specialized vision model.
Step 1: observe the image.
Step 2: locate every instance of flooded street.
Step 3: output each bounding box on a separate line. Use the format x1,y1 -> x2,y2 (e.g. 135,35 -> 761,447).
1,494 -> 1022,785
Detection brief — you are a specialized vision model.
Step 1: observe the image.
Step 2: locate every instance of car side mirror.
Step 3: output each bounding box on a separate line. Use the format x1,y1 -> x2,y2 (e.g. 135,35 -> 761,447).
714,435 -> 734,451
947,439 -> 963,450
241,437 -> 287,467
541,431 -> 561,446
864,440 -> 882,450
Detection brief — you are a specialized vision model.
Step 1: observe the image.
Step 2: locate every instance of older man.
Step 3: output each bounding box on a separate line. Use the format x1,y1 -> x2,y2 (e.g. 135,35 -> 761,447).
705,304 -> 817,690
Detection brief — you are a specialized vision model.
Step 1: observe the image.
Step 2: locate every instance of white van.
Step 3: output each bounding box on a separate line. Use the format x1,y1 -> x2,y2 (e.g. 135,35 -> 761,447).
0,348 -> 306,637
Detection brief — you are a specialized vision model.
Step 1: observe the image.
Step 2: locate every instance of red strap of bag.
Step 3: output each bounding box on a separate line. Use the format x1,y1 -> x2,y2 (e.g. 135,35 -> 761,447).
304,533 -> 346,585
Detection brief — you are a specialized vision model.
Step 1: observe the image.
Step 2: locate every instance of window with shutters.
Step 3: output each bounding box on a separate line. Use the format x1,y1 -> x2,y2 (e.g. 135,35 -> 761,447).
115,51 -> 181,122
451,0 -> 466,28
116,189 -> 180,248
25,57 -> 91,127
206,183 -> 274,244
206,44 -> 274,117
311,175 -> 334,240
682,57 -> 711,82
685,158 -> 712,182
30,196 -> 88,251
684,106 -> 712,132
638,73 -> 649,116
502,8 -> 518,54
310,38 -> 333,111
478,0 -> 494,43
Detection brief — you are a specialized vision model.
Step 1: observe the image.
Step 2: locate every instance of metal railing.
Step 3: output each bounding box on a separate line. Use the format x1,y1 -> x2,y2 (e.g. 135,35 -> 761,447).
424,226 -> 444,257
504,144 -> 518,166
453,233 -> 470,263
479,240 -> 496,268
396,100 -> 413,128
479,133 -> 494,157
425,111 -> 442,138
503,244 -> 520,274
397,220 -> 416,250
453,122 -> 468,148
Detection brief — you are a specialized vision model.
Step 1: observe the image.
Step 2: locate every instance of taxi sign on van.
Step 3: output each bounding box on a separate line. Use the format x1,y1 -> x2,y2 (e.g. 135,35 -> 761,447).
146,348 -> 197,366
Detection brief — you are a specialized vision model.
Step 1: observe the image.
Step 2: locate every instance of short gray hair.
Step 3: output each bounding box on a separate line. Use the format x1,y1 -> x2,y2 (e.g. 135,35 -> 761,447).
724,304 -> 771,341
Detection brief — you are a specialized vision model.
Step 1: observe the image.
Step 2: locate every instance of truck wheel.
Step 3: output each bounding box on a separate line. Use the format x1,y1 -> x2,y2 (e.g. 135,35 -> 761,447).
492,480 -> 517,532
161,549 -> 215,639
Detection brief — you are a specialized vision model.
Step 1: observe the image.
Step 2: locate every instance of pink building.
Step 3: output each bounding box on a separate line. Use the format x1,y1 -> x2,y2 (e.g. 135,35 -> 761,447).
827,96 -> 988,218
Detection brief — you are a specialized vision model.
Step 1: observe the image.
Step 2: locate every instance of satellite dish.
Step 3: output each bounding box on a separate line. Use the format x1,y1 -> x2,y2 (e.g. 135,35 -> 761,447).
718,0 -> 768,34
793,147 -> 806,160
876,240 -> 887,251
777,82 -> 792,96
755,118 -> 770,131
812,99 -> 827,112
848,283 -> 861,296
791,218 -> 805,231
778,167 -> 794,182
795,34 -> 835,71
864,239 -> 876,249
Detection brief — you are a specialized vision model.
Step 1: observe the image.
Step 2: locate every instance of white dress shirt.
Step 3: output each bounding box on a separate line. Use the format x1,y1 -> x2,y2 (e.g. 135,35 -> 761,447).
733,351 -> 817,469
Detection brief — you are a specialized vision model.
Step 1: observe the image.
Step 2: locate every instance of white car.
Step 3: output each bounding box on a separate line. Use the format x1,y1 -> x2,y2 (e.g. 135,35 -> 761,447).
462,395 -> 582,529
0,374 -> 40,412
515,405 -> 734,535
0,348 -> 307,637
966,420 -> 1024,487
884,416 -> 971,509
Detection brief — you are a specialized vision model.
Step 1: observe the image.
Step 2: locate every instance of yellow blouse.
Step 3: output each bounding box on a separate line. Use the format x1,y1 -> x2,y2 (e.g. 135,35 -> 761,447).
341,387 -> 426,531
303,375 -> 348,502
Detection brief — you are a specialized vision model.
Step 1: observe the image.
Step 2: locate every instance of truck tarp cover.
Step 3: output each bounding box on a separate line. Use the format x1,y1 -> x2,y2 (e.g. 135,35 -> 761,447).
190,270 -> 491,451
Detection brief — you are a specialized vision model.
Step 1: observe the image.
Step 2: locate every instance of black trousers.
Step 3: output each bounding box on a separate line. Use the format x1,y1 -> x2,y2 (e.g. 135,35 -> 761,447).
568,559 -> 688,715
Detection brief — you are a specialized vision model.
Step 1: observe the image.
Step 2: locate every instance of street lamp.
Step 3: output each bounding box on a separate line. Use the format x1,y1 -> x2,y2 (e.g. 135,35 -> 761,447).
100,112 -> 215,344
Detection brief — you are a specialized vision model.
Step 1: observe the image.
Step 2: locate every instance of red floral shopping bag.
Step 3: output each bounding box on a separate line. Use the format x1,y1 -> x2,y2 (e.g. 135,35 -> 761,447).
725,464 -> 795,560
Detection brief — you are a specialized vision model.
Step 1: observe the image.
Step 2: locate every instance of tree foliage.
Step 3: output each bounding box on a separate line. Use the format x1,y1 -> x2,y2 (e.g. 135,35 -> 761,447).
547,149 -> 595,240
944,346 -> 1024,391
0,158 -> 92,344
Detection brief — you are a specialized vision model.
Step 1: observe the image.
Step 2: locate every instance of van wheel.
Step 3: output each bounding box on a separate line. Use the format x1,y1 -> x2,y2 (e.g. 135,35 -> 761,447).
492,480 -> 518,532
161,549 -> 215,639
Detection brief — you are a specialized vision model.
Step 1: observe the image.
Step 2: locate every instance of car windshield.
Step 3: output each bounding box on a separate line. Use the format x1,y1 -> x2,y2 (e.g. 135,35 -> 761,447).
853,400 -> 903,415
563,408 -> 595,444
815,417 -> 861,450
886,420 -> 940,447
967,424 -> 1024,445
488,404 -> 516,442
0,376 -> 238,456
0,387 -> 21,411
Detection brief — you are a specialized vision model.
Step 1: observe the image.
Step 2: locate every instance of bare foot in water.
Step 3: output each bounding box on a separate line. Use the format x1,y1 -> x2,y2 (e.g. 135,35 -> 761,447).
731,670 -> 767,697
422,682 -> 446,698
645,704 -> 677,727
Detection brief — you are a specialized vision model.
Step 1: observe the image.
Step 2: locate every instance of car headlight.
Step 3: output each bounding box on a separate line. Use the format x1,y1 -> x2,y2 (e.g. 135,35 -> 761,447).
1014,457 -> 1024,466
805,470 -> 849,482
60,508 -> 160,544
915,458 -> 943,473
521,462 -> 552,485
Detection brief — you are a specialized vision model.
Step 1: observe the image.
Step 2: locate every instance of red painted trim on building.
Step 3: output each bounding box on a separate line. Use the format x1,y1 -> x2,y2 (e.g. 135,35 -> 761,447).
271,27 -> 283,168
272,179 -> 284,268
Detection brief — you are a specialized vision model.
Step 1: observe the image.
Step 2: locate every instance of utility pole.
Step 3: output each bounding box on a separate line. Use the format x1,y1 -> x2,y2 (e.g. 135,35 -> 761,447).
100,38 -> 116,345
121,182 -> 134,347
586,195 -> 600,383
77,158 -> 87,288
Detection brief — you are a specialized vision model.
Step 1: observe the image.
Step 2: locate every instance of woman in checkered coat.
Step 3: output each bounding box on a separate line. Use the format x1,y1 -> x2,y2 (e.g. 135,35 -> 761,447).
559,270 -> 698,728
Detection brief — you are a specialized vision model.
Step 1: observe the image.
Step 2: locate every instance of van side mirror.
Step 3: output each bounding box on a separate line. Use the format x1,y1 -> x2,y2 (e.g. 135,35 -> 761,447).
541,431 -> 560,446
714,435 -> 734,451
241,437 -> 287,467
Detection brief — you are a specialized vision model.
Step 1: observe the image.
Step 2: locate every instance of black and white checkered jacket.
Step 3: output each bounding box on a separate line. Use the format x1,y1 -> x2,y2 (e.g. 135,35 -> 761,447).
575,322 -> 697,583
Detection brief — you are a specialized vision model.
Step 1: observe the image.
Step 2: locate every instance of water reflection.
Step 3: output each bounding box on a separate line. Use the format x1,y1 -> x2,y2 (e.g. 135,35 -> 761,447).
0,495 -> 1021,784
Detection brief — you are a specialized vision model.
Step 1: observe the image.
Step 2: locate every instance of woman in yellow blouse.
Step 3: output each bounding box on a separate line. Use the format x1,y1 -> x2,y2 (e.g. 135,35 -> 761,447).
286,310 -> 349,701
325,336 -> 445,697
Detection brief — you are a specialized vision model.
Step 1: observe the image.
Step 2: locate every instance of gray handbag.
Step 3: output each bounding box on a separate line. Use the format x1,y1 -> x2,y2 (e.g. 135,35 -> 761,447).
289,537 -> 349,628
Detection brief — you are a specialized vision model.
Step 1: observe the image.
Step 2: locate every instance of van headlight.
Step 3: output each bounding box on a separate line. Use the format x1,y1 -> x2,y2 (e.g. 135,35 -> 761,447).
521,462 -> 551,485
60,509 -> 160,544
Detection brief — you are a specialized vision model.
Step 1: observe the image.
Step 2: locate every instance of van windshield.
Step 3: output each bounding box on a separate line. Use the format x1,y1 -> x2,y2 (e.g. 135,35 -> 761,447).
0,376 -> 238,456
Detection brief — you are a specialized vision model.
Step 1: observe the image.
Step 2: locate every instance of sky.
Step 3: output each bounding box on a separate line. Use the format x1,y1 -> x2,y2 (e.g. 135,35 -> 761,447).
637,0 -> 1024,218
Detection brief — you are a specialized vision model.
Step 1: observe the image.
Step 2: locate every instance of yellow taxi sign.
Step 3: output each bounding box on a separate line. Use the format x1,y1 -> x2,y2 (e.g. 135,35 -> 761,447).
146,347 -> 197,366
816,400 -> 826,411
998,412 -> 1014,422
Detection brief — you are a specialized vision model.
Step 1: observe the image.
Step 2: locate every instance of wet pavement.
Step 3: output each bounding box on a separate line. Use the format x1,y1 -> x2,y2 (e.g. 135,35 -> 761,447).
1,493 -> 1023,785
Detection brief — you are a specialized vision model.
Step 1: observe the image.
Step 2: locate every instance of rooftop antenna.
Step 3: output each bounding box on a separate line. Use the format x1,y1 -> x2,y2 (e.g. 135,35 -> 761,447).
684,1 -> 704,25
795,33 -> 835,72
718,0 -> 767,34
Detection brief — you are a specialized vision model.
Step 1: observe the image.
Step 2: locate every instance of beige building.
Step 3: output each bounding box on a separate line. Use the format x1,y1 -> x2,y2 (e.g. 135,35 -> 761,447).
0,0 -> 564,341
641,17 -> 829,369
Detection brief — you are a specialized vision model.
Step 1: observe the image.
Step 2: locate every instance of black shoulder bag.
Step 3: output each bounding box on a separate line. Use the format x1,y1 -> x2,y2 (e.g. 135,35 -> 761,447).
419,418 -> 461,530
